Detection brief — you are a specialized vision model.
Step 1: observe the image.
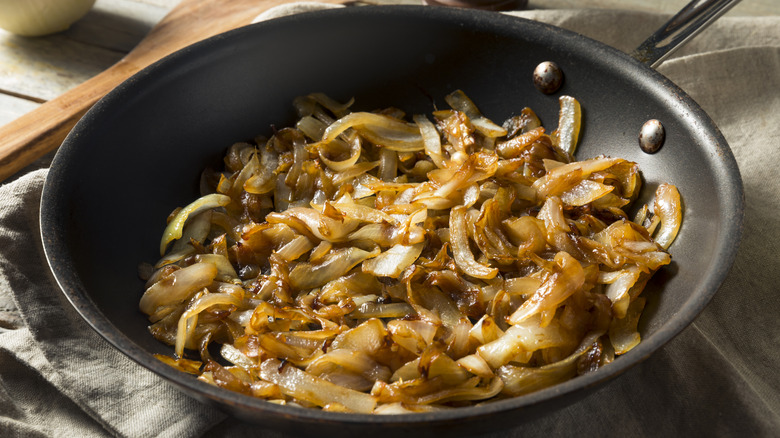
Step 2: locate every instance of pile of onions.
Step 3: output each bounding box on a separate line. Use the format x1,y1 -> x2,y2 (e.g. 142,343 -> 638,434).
140,90 -> 681,413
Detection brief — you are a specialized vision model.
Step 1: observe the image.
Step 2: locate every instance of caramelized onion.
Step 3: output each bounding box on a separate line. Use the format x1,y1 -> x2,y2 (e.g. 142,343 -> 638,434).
551,95 -> 581,156
144,90 -> 680,413
260,359 -> 377,413
159,193 -> 231,255
140,262 -> 218,315
449,206 -> 499,279
652,183 -> 682,249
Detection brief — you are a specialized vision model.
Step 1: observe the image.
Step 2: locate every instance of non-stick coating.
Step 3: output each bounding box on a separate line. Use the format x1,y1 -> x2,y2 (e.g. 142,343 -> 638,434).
40,5 -> 743,437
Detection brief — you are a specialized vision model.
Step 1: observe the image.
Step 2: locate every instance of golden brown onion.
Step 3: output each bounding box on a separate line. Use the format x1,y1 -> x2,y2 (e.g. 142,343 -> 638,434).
144,90 -> 681,413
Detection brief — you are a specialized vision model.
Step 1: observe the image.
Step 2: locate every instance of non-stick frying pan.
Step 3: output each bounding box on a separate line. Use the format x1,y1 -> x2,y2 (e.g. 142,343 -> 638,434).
40,3 -> 744,437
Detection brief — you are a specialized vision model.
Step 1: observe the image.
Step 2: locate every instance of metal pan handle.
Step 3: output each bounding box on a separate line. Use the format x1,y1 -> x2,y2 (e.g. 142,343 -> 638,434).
631,0 -> 742,68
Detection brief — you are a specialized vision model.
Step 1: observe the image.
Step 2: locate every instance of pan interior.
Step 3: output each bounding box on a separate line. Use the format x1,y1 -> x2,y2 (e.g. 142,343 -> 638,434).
41,5 -> 742,434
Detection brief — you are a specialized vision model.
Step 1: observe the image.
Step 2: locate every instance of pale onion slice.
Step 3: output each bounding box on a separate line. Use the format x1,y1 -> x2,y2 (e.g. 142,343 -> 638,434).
542,158 -> 566,172
193,254 -> 239,281
260,358 -> 377,413
536,196 -> 571,235
244,146 -> 280,195
410,193 -> 457,211
495,126 -> 545,159
362,242 -> 424,278
503,216 -> 548,257
449,206 -> 499,279
445,90 -> 507,138
227,147 -> 261,200
254,333 -> 324,366
390,358 -> 423,383
456,354 -> 495,378
154,211 -> 212,268
320,112 -> 424,151
220,344 -> 254,368
333,203 -> 397,225
420,351 -> 472,386
532,156 -> 622,201
387,319 -> 439,355
537,197 -> 576,256
306,92 -> 355,118
462,183 -> 480,208
160,193 -> 231,255
175,292 -> 242,357
306,349 -> 391,385
634,203 -> 650,228
444,318 -> 470,360
372,375 -> 503,405
266,207 -> 359,242
346,223 -> 398,247
349,302 -> 414,319
550,95 -> 581,156
408,299 -> 448,330
330,318 -> 387,354
296,115 -> 328,141
652,183 -> 682,249
507,252 -> 585,325
330,161 -> 380,185
247,302 -> 317,334
413,114 -> 445,168
289,246 -> 379,290
497,343 -> 593,396
373,403 -> 445,414
140,262 -> 218,315
364,180 -> 419,193
319,271 -> 382,304
560,179 -> 615,206
502,107 -> 542,137
600,265 -> 642,318
469,315 -> 505,345
273,172 -> 292,212
275,235 -> 315,262
609,297 -> 646,354
430,152 -> 499,200
378,147 -> 398,181
318,133 -> 362,172
477,315 -> 570,369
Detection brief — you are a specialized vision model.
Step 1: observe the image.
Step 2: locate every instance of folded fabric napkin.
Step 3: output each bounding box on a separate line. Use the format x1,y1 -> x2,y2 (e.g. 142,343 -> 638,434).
1,3 -> 778,437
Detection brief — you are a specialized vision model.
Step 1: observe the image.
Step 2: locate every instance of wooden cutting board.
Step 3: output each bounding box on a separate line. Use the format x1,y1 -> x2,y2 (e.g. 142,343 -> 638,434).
0,0 -> 342,182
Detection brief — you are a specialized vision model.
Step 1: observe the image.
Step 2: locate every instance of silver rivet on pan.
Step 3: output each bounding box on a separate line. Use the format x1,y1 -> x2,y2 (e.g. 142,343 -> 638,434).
639,119 -> 665,154
533,61 -> 563,94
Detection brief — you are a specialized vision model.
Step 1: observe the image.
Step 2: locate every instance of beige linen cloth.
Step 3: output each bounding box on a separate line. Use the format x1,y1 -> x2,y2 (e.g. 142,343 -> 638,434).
1,3 -> 779,437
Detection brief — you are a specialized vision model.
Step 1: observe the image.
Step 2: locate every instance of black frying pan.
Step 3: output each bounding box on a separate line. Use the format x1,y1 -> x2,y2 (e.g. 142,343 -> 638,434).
40,4 -> 743,437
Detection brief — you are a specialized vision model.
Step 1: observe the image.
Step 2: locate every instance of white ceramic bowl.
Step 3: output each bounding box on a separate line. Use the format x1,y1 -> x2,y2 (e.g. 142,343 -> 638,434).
0,0 -> 96,37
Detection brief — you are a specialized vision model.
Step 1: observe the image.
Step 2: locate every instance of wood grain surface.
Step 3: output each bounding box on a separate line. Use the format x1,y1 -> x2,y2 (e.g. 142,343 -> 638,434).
0,0 -> 340,182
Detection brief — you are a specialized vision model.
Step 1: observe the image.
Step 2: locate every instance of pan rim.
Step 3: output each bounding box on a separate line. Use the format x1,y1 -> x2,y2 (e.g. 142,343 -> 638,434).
40,4 -> 744,429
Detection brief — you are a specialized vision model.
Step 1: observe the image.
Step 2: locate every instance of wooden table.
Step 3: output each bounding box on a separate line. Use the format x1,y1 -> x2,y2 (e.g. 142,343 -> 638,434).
1,0 -> 777,181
